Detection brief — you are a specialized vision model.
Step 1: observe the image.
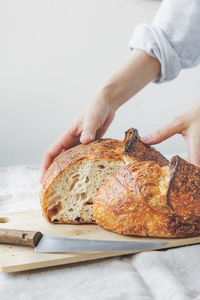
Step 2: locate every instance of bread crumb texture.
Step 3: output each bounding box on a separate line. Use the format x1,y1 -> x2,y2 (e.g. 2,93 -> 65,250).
40,138 -> 135,224
40,128 -> 200,237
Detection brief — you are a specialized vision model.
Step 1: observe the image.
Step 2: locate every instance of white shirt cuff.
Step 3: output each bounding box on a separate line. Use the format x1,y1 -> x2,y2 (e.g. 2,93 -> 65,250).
129,23 -> 182,83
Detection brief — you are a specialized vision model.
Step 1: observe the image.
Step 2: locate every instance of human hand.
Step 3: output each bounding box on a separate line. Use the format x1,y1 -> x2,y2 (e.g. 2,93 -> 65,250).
40,94 -> 116,183
40,49 -> 161,183
141,99 -> 200,167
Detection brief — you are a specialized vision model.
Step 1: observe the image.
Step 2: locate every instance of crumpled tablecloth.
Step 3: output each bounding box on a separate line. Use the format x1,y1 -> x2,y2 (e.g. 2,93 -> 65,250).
0,163 -> 200,300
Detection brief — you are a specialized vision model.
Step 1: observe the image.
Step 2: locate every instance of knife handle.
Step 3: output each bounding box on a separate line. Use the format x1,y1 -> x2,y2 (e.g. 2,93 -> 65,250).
0,228 -> 42,247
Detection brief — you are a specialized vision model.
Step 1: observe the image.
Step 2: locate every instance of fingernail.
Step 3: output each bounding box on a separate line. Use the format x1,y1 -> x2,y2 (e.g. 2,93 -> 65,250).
81,133 -> 94,142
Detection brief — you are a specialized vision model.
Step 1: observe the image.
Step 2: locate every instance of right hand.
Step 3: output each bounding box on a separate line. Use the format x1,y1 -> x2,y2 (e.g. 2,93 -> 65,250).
40,94 -> 116,183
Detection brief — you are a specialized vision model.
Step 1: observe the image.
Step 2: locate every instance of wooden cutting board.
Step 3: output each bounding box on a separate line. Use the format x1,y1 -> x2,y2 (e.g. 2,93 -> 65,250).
0,210 -> 200,273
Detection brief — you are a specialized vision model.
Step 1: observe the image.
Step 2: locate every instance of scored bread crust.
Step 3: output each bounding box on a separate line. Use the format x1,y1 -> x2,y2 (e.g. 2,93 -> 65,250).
123,128 -> 169,167
40,128 -> 168,224
93,156 -> 200,238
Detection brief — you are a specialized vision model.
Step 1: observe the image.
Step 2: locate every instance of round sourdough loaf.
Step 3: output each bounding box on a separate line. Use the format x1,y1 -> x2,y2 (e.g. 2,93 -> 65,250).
40,128 -> 168,224
93,156 -> 200,237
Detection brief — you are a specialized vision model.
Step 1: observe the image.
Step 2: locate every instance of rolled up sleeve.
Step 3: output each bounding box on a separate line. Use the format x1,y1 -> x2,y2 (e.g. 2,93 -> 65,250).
129,0 -> 200,83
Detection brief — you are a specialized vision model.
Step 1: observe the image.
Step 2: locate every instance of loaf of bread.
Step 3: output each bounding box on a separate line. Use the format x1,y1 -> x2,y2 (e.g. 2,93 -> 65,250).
40,128 -> 168,224
93,156 -> 200,237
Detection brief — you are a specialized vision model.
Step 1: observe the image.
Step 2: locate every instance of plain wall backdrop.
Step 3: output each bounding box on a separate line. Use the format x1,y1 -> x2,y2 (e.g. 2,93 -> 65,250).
0,0 -> 200,167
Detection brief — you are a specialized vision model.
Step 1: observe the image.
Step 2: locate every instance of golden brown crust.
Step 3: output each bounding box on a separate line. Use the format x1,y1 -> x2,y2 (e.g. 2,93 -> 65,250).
93,161 -> 171,237
167,156 -> 200,218
124,128 -> 169,167
40,127 -> 171,225
93,157 -> 200,238
40,138 -> 124,198
40,138 -> 125,222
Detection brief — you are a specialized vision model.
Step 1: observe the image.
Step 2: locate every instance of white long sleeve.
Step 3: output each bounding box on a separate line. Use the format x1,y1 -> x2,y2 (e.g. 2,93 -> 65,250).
129,0 -> 200,83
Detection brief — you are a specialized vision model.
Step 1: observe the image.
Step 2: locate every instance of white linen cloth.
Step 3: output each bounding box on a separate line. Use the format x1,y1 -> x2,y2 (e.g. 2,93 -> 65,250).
0,163 -> 200,300
129,0 -> 200,83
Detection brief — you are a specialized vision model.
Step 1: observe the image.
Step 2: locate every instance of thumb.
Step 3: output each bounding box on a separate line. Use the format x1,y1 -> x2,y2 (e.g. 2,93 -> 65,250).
80,117 -> 98,144
141,117 -> 184,145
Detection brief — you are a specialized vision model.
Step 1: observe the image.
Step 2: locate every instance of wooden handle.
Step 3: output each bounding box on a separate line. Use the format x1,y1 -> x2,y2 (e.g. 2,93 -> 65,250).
0,228 -> 42,248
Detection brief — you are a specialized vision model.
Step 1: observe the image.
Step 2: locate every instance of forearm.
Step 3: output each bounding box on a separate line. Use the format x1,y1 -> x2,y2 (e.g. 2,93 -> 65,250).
130,0 -> 200,83
97,49 -> 161,110
40,50 -> 160,181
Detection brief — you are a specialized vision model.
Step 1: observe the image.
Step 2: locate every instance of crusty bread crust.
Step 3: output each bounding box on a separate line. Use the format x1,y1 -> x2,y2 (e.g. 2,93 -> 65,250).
93,156 -> 200,238
40,138 -> 124,200
123,128 -> 169,167
40,138 -> 125,223
40,128 -> 169,225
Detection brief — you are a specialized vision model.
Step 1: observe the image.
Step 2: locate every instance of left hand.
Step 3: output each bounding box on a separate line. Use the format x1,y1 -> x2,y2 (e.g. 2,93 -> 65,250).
141,99 -> 200,167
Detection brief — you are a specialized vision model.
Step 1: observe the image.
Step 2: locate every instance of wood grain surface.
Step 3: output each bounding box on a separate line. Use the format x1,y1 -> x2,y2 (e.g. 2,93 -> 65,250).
0,210 -> 200,273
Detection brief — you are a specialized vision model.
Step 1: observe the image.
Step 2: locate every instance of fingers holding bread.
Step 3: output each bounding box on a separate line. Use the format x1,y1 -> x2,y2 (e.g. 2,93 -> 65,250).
40,127 -> 200,238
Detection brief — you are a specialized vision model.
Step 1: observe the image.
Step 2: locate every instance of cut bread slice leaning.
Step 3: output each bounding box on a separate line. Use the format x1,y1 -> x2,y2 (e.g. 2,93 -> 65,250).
40,128 -> 168,224
93,156 -> 200,237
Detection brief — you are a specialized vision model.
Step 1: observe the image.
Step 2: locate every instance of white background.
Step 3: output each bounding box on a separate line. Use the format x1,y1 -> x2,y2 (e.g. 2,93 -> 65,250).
0,0 -> 199,167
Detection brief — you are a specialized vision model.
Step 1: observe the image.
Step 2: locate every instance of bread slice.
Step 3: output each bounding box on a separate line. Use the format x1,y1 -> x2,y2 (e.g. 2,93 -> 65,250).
40,128 -> 168,224
93,156 -> 200,238
40,139 -> 133,223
